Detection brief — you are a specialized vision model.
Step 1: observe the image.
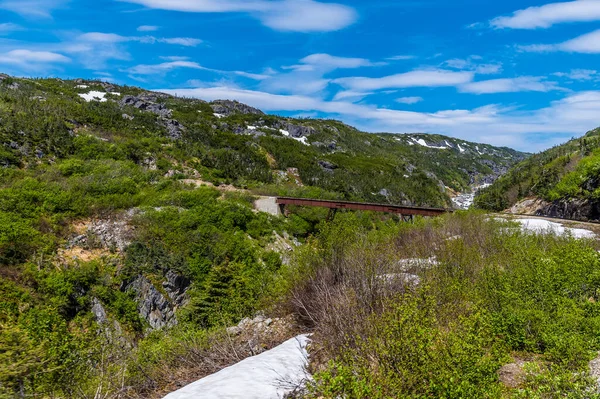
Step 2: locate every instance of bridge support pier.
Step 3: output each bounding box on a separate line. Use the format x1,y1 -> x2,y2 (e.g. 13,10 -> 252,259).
400,214 -> 414,223
278,204 -> 289,217
326,208 -> 338,221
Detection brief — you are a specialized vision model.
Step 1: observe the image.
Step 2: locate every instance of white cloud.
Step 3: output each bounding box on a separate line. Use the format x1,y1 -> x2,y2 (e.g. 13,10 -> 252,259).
234,71 -> 272,80
159,37 -> 202,46
127,61 -> 204,75
259,53 -> 382,96
396,96 -> 423,104
332,90 -> 374,101
0,0 -> 68,18
443,57 -> 503,75
559,29 -> 600,53
554,69 -> 599,80
157,85 -> 600,151
0,23 -> 23,33
300,53 -> 383,69
459,76 -> 562,94
0,49 -> 70,70
518,29 -> 600,54
137,25 -> 159,32
0,49 -> 70,64
122,0 -> 357,32
491,0 -> 600,29
77,32 -> 201,47
387,55 -> 416,61
334,69 -> 474,91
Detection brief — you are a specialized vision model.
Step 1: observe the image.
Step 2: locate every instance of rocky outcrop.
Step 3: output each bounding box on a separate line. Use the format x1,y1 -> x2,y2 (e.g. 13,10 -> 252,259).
89,209 -> 138,251
91,297 -> 109,324
318,160 -> 337,172
126,276 -> 178,330
162,270 -> 190,305
537,199 -> 600,222
274,121 -> 315,138
508,197 -> 600,222
124,271 -> 190,331
498,360 -> 526,388
210,100 -> 264,116
120,95 -> 172,118
160,118 -> 184,140
120,94 -> 184,139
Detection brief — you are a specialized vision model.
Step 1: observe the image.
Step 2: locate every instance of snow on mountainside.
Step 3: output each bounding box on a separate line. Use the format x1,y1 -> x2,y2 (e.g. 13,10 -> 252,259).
163,335 -> 311,399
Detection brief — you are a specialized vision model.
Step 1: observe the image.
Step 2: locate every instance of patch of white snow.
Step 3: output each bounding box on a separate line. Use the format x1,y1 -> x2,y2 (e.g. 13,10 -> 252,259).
279,129 -> 290,137
214,113 -> 225,118
78,91 -> 107,102
457,144 -> 466,153
514,219 -> 596,239
293,136 -> 309,146
162,335 -> 311,399
247,126 -> 257,130
412,138 -> 447,149
76,84 -> 88,89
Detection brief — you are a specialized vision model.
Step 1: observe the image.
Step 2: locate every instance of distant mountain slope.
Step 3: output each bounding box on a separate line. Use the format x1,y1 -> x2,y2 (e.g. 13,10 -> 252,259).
0,75 -> 527,207
475,127 -> 600,221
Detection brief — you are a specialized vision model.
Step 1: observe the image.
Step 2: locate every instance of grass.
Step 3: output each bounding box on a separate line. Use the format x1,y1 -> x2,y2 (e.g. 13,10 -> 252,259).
283,211 -> 600,398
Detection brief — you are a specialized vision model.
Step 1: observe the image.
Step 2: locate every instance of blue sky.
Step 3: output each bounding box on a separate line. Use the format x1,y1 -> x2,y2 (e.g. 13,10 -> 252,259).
1,0 -> 600,151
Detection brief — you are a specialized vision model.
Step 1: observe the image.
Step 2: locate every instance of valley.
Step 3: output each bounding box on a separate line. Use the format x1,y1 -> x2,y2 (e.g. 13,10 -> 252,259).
1,74 -> 600,399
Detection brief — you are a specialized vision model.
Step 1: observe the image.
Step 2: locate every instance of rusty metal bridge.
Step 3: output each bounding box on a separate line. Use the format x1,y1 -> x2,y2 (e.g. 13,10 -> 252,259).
276,197 -> 451,221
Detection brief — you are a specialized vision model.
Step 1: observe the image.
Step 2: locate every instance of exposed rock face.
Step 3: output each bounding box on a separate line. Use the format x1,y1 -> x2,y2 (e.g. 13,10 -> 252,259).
274,121 -> 315,138
508,197 -> 600,222
210,100 -> 264,116
160,118 -> 184,140
120,94 -> 184,139
124,271 -> 190,331
162,270 -> 190,305
498,361 -> 526,388
508,198 -> 550,215
318,160 -> 337,171
91,297 -> 108,324
120,95 -> 172,118
126,275 -> 178,330
89,209 -> 137,251
590,352 -> 600,393
538,199 -> 600,222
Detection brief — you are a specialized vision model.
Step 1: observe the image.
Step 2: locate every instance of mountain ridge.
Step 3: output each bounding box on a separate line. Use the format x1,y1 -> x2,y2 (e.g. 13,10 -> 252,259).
475,127 -> 600,221
0,75 -> 528,208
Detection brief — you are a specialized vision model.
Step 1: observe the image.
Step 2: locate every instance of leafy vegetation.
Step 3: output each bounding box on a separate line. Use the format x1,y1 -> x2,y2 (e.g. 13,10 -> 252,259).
476,127 -> 600,211
287,212 -> 600,398
0,74 -> 531,398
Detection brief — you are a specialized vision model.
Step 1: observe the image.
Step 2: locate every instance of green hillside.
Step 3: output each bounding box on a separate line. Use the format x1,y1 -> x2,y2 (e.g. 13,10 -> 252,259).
0,75 -> 528,397
475,127 -> 600,219
0,76 -> 526,208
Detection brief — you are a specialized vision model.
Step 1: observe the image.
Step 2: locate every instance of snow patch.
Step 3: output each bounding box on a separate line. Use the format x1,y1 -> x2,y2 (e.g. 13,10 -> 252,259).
294,136 -> 309,146
162,335 -> 311,399
78,91 -> 107,102
247,126 -> 257,130
279,129 -> 290,136
412,137 -> 447,149
76,84 -> 88,89
514,218 -> 596,239
457,144 -> 466,153
214,113 -> 225,118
